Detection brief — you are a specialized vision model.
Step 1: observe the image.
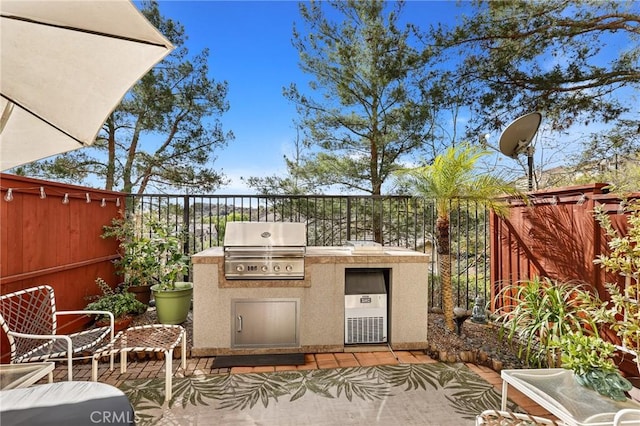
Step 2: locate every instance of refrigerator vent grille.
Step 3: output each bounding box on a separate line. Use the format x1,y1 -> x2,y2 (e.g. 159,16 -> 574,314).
346,316 -> 385,344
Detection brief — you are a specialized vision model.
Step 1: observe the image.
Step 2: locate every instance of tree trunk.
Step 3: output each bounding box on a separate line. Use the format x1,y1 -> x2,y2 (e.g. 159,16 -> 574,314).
105,117 -> 116,191
437,215 -> 454,332
373,197 -> 383,244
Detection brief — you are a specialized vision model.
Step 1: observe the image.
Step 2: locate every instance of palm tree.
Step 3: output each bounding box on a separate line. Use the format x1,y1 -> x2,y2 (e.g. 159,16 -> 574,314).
399,143 -> 525,332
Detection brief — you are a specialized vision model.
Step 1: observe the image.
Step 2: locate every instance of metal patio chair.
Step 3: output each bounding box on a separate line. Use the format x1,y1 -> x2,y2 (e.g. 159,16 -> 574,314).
613,409 -> 640,426
476,410 -> 559,425
0,285 -> 114,381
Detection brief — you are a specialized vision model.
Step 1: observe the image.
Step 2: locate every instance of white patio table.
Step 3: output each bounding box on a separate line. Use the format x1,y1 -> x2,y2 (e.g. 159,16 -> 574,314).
0,362 -> 54,390
501,368 -> 640,426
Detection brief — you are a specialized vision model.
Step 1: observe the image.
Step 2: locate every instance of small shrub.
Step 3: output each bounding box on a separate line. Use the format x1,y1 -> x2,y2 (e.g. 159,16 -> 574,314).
495,276 -> 601,367
556,330 -> 617,376
554,330 -> 631,401
85,278 -> 147,320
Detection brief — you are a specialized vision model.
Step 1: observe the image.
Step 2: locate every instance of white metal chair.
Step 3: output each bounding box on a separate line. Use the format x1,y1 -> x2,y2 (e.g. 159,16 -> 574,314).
0,285 -> 114,381
613,409 -> 640,426
476,410 -> 559,425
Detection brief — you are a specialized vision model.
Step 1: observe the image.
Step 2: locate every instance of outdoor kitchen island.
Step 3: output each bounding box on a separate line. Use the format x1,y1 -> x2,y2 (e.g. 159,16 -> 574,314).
191,244 -> 430,357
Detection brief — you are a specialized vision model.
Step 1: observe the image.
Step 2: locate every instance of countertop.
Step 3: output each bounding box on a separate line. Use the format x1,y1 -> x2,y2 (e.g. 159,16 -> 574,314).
192,246 -> 430,264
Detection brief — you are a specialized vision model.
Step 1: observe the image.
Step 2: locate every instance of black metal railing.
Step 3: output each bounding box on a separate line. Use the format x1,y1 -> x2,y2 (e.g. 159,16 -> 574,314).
127,194 -> 491,310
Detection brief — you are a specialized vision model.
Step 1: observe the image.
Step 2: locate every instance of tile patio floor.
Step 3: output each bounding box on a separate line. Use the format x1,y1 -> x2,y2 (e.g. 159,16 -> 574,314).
44,350 -> 558,421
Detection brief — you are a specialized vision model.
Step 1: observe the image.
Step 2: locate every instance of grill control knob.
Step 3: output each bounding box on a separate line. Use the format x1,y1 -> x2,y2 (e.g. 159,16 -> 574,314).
261,265 -> 269,272
273,265 -> 281,272
285,265 -> 293,272
236,265 -> 244,272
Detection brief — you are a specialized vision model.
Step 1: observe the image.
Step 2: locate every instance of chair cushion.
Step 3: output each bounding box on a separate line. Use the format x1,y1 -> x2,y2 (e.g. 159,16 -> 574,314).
0,381 -> 134,425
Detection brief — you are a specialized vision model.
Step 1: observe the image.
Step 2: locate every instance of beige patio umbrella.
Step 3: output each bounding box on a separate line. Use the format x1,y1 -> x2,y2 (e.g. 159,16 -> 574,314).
0,0 -> 173,171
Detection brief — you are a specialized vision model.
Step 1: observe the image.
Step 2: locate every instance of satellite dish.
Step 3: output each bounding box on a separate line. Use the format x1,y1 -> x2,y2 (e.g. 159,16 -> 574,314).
499,112 -> 542,158
498,112 -> 542,191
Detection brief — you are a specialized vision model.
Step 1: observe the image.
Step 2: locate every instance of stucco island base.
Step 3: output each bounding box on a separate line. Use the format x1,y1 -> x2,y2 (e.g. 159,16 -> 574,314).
192,246 -> 430,357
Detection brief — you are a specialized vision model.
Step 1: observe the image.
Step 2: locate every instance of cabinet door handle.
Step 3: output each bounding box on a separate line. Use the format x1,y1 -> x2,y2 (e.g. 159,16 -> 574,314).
237,315 -> 243,332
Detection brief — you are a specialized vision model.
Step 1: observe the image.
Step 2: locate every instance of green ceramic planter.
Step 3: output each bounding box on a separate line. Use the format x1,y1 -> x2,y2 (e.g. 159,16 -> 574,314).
151,282 -> 193,325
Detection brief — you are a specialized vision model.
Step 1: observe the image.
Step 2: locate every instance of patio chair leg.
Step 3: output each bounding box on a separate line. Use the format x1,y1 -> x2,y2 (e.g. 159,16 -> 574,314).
501,381 -> 509,410
92,356 -> 98,381
166,349 -> 173,402
181,330 -> 186,370
120,351 -> 127,374
66,339 -> 73,381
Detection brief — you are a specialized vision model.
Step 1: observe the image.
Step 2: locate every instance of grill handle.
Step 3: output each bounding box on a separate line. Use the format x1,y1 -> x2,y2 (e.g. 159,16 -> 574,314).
236,315 -> 243,333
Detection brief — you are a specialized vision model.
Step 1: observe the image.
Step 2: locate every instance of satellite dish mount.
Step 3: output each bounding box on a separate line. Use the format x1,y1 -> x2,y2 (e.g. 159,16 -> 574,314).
498,112 -> 542,191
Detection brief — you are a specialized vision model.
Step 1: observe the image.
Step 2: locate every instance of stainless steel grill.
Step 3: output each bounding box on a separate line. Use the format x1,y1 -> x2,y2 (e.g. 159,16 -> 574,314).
223,222 -> 306,280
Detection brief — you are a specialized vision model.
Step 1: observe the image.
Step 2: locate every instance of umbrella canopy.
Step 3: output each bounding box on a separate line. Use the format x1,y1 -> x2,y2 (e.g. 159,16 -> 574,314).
0,0 -> 173,171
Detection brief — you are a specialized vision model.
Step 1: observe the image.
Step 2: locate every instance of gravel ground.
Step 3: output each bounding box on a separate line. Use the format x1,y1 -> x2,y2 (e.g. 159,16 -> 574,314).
426,311 -> 527,369
132,307 -> 526,370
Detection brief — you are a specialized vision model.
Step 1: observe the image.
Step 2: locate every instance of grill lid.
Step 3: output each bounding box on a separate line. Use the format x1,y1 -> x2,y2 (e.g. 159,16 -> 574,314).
223,222 -> 306,248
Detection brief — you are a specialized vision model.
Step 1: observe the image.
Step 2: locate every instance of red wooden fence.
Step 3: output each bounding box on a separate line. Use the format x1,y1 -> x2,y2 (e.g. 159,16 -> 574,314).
490,183 -> 638,300
490,183 -> 640,374
0,173 -> 123,362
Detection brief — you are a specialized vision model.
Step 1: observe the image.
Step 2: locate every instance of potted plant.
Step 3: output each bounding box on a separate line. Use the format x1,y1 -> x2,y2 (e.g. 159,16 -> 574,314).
85,278 -> 147,332
143,217 -> 193,325
101,214 -> 159,305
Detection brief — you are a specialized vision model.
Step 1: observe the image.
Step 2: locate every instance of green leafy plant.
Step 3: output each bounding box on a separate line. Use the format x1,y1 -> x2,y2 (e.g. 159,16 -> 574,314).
557,330 -> 617,376
102,214 -> 157,288
102,213 -> 190,291
85,278 -> 147,320
495,276 -> 601,367
554,330 -> 631,401
145,216 -> 190,291
593,199 -> 640,371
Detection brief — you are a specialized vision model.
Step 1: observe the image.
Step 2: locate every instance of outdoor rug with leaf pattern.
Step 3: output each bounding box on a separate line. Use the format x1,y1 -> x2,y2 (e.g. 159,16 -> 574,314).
119,362 -> 518,425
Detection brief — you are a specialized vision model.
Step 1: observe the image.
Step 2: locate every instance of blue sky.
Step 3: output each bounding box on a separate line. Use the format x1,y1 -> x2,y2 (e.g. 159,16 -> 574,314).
150,1 -> 639,194
153,1 -> 467,194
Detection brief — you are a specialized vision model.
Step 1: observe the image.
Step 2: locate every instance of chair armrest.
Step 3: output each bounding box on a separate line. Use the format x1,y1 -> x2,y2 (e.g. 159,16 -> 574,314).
476,410 -> 558,425
7,331 -> 72,342
613,409 -> 640,426
56,311 -> 115,340
56,310 -> 114,325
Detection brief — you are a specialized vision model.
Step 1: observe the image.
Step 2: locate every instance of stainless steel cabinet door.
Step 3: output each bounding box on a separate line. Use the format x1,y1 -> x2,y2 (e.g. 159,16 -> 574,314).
232,298 -> 299,348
